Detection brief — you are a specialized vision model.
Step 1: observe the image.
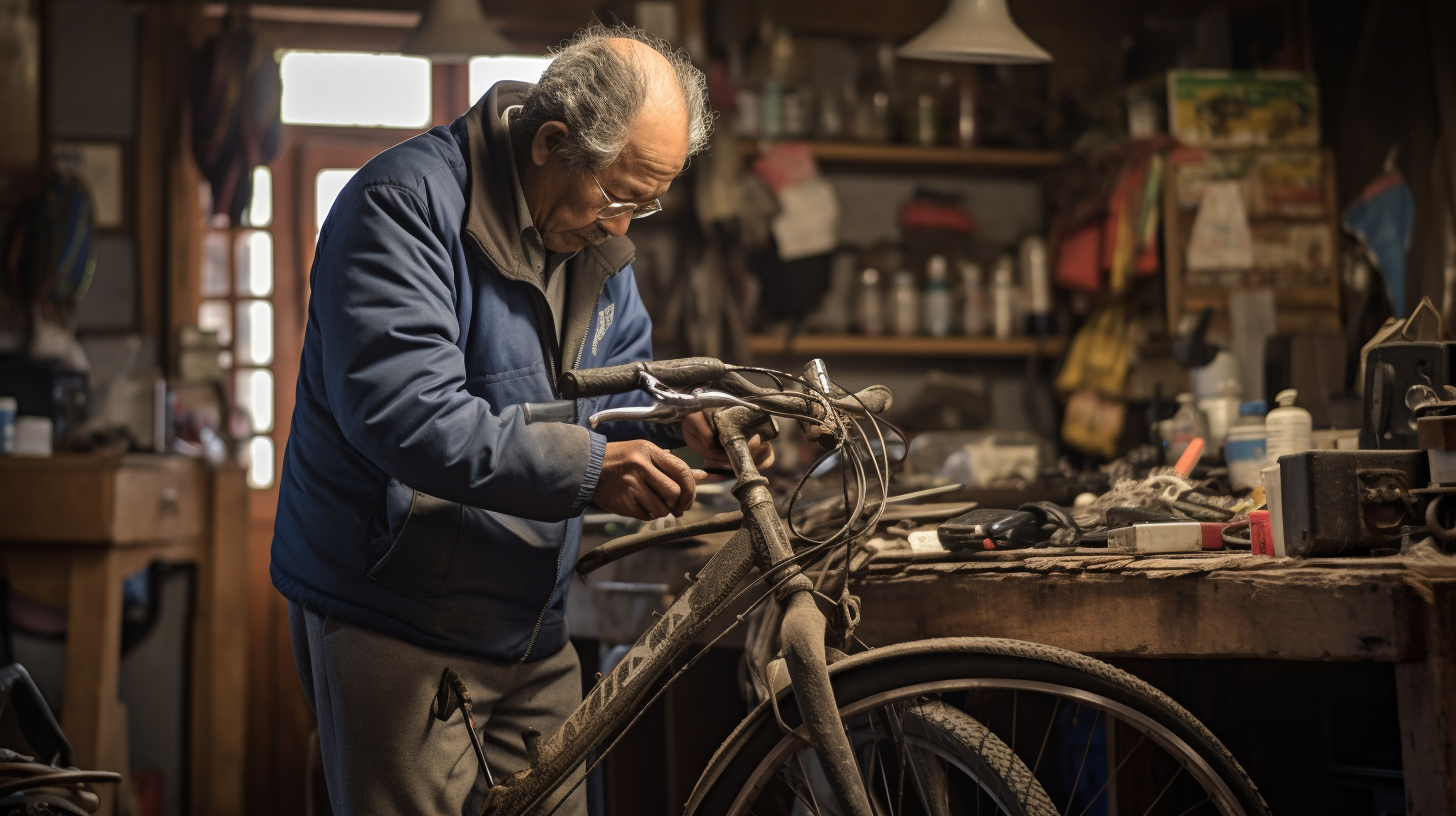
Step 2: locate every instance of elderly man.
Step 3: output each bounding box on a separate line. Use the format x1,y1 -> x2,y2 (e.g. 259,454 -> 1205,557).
271,25 -> 767,815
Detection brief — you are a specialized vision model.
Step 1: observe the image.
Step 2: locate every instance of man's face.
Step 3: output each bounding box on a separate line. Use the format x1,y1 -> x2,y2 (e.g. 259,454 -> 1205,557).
526,109 -> 689,253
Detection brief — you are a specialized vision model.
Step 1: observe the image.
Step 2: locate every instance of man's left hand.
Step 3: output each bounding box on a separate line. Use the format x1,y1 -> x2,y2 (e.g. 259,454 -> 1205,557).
682,412 -> 774,472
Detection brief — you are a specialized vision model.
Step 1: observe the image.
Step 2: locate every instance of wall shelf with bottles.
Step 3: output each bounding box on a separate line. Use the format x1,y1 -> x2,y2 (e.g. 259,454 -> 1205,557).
747,333 -> 1068,358
739,140 -> 1068,171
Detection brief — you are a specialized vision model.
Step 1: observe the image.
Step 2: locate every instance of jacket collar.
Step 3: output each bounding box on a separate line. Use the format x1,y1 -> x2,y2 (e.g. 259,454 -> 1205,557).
462,82 -> 635,294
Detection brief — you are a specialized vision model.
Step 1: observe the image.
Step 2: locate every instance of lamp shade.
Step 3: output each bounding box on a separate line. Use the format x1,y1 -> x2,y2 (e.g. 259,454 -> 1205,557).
898,0 -> 1051,64
401,0 -> 515,64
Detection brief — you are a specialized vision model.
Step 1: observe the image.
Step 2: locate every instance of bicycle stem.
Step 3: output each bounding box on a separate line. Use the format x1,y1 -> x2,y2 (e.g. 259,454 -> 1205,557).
716,407 -> 876,816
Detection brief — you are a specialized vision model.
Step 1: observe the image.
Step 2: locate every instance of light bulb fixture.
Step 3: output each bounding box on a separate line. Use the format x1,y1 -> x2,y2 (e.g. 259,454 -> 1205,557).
401,0 -> 515,64
898,0 -> 1052,64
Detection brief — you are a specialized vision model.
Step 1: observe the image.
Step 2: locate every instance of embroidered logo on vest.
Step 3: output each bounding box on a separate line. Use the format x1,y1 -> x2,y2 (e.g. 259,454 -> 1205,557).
591,304 -> 614,356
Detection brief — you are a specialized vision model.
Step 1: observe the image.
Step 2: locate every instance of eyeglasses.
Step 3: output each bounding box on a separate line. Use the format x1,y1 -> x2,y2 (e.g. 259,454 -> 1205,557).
592,174 -> 662,221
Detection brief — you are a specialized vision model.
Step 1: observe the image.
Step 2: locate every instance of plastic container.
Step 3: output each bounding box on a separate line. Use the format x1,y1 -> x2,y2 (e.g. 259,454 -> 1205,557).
959,260 -> 986,336
13,416 -> 52,457
1019,236 -> 1051,335
1248,510 -> 1273,556
857,268 -> 883,336
1225,424 -> 1268,491
0,396 -> 15,454
1262,464 -> 1286,556
1266,388 -> 1313,463
922,256 -> 953,337
1164,392 -> 1209,463
991,255 -> 1017,339
1237,400 -> 1268,425
892,271 -> 919,336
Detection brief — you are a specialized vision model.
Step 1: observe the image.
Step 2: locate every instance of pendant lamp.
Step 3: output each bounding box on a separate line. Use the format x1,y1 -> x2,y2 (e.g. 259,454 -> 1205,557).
401,0 -> 515,64
898,0 -> 1051,64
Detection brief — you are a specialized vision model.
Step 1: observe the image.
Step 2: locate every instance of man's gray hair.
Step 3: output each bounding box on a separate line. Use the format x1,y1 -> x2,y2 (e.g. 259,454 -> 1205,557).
516,24 -> 713,174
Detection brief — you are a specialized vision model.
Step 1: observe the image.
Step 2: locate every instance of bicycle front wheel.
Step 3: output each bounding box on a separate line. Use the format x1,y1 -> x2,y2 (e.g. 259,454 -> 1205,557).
688,638 -> 1270,816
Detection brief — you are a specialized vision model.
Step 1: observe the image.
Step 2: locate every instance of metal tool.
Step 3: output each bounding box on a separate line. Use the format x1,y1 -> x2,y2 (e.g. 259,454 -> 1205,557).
432,668 -> 495,788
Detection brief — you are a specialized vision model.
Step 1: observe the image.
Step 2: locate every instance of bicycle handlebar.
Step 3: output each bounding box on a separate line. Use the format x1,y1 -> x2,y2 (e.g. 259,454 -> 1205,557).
558,357 -> 727,399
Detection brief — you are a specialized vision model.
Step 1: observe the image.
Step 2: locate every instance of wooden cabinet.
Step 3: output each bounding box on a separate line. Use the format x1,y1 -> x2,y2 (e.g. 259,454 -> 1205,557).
0,454 -> 247,816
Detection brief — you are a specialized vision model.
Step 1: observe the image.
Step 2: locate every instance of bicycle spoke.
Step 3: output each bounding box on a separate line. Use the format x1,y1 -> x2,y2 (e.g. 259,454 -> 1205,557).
1064,710 -> 1102,815
1140,765 -> 1184,816
1075,731 -> 1147,816
1027,696 -> 1061,790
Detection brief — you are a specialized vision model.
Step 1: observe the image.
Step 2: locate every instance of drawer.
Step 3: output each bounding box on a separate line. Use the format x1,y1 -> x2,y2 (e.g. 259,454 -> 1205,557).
0,454 -> 207,544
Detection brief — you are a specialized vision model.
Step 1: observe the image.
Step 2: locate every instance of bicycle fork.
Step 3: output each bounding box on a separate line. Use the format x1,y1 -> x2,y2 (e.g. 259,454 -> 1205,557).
718,408 -> 875,816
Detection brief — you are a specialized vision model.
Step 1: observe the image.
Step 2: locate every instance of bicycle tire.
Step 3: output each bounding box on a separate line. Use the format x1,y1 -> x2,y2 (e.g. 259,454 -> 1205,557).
687,638 -> 1270,816
841,699 -> 1058,816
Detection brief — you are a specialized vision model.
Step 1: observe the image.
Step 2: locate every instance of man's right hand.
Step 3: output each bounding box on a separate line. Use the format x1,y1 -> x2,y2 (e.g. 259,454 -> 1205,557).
594,441 -> 704,521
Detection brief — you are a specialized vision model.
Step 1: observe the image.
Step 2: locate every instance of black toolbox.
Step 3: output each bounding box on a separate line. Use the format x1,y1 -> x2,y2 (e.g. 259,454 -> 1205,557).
1278,449 -> 1428,557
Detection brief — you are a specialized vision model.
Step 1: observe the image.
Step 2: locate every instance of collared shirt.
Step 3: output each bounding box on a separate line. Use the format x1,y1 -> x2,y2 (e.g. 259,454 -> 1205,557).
502,105 -> 576,345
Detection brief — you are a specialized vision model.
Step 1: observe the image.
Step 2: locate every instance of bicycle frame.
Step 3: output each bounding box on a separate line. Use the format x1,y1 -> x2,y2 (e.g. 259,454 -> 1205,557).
484,404 -> 874,816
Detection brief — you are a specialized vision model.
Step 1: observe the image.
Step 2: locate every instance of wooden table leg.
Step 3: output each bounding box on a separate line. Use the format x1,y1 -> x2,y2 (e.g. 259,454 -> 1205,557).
1397,581 -> 1456,815
61,548 -> 125,816
190,467 -> 248,816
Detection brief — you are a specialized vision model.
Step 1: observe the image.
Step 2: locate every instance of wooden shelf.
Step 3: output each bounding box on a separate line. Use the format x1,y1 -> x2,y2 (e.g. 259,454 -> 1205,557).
748,334 -> 1068,358
740,139 -> 1068,170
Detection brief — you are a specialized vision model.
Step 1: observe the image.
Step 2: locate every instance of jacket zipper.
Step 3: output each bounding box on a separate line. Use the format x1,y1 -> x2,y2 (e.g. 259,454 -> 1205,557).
519,257 -> 632,662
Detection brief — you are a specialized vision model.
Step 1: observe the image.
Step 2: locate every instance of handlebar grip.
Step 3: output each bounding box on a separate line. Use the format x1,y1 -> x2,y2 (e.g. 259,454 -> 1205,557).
558,357 -> 726,399
849,384 -> 893,415
522,400 -> 577,424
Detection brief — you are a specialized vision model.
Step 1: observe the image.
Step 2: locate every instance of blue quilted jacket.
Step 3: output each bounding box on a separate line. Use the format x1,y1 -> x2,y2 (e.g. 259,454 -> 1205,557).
271,81 -> 679,662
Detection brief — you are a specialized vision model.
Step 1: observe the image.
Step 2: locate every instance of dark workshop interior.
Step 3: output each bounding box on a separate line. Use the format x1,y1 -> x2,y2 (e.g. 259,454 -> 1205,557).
0,0 -> 1454,814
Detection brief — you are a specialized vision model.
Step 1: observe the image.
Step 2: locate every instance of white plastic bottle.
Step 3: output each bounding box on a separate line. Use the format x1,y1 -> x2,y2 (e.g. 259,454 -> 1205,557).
892,270 -> 919,337
1265,388 -> 1313,463
959,259 -> 986,336
922,255 -> 953,337
991,255 -> 1017,339
858,267 -> 883,336
1164,392 -> 1209,463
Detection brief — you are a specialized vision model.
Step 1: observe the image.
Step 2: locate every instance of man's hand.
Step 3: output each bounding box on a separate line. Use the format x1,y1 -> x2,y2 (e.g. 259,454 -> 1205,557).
595,441 -> 704,521
682,412 -> 774,472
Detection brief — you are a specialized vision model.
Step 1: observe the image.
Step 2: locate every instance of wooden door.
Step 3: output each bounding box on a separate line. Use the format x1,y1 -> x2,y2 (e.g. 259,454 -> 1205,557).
245,65 -> 466,814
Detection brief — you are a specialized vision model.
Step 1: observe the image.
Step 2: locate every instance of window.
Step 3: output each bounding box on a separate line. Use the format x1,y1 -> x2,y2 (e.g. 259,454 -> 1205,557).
198,165 -> 279,488
468,55 -> 554,104
280,51 -> 432,128
315,168 -> 358,239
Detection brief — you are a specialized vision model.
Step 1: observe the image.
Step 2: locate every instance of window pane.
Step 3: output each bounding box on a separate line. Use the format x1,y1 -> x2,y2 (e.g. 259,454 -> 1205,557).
247,435 -> 275,489
280,51 -> 431,128
236,368 -> 274,433
199,299 -> 232,347
468,56 -> 554,104
201,232 -> 229,297
244,166 -> 272,227
236,300 -> 274,365
236,231 -> 273,296
316,168 -> 358,239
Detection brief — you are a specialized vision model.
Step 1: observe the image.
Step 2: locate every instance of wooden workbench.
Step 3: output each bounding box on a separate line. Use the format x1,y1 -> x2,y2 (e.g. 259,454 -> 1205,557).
850,545 -> 1456,815
0,454 -> 248,816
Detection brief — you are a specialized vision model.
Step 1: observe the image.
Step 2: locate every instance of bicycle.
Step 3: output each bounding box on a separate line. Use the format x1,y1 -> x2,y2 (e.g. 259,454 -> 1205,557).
463,356 -> 1270,816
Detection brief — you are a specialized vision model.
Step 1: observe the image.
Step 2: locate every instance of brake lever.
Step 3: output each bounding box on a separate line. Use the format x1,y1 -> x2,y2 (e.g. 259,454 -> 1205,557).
587,372 -> 758,428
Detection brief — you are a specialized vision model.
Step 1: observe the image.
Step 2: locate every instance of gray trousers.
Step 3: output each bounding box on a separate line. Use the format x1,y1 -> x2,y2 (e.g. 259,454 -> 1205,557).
288,603 -> 587,816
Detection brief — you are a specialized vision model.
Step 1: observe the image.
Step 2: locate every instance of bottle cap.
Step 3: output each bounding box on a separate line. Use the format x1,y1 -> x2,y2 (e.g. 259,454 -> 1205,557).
1239,400 -> 1268,416
927,255 -> 948,281
0,396 -> 15,412
1176,392 -> 1194,404
862,268 -> 880,285
1275,389 -> 1298,407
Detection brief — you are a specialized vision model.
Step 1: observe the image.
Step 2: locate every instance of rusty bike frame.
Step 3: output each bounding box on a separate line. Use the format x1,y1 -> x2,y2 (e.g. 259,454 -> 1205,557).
484,380 -> 882,816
